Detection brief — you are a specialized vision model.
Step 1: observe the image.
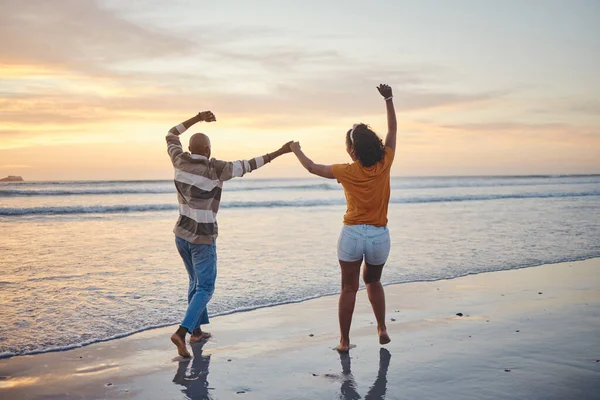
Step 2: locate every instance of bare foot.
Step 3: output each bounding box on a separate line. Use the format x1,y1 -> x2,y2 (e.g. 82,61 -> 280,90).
335,344 -> 350,353
190,331 -> 212,343
334,340 -> 355,353
378,327 -> 391,345
171,333 -> 190,358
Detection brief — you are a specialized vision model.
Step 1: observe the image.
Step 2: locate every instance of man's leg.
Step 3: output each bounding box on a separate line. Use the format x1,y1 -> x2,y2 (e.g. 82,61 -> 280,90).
171,237 -> 196,357
180,243 -> 217,343
191,244 -> 217,343
190,308 -> 212,343
337,259 -> 362,352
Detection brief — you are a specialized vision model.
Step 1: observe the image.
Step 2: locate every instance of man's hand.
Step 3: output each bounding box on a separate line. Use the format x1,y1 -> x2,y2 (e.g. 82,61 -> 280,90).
289,141 -> 302,154
377,84 -> 393,99
198,111 -> 216,122
280,141 -> 294,154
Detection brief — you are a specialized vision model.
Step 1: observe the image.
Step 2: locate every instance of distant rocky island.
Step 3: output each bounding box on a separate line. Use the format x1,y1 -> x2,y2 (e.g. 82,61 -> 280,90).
0,176 -> 24,182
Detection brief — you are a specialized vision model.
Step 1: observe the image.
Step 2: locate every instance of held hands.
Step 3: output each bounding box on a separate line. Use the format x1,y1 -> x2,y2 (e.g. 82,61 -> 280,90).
377,84 -> 393,100
280,141 -> 294,154
289,141 -> 301,154
198,111 -> 216,122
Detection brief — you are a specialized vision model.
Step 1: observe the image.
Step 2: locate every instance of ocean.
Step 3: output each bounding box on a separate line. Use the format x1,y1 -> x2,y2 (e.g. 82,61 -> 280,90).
1,175 -> 599,358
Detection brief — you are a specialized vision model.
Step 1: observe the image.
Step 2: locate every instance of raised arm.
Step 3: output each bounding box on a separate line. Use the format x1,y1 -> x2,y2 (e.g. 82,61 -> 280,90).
215,141 -> 294,181
289,142 -> 335,179
168,111 -> 216,136
166,111 -> 216,162
377,84 -> 397,152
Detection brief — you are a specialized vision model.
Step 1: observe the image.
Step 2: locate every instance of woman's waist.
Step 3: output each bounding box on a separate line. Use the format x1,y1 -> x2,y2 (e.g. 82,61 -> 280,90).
341,223 -> 388,237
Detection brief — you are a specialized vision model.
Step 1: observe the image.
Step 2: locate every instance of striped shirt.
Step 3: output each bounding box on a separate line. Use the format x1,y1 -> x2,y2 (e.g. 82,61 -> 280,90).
166,126 -> 268,244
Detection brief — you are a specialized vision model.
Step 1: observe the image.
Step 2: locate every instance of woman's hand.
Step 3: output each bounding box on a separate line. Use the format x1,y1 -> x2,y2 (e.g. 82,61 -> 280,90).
376,84 -> 393,100
289,141 -> 302,154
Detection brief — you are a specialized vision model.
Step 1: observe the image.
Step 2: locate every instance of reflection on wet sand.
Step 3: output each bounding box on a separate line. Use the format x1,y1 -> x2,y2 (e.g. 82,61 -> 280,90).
339,348 -> 391,400
173,342 -> 212,400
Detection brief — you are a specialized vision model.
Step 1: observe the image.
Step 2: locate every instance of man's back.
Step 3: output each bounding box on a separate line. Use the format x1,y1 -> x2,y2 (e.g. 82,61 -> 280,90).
168,148 -> 226,245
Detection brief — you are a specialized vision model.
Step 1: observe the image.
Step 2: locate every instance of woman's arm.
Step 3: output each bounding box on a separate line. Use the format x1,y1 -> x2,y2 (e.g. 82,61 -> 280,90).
290,142 -> 335,179
377,84 -> 397,152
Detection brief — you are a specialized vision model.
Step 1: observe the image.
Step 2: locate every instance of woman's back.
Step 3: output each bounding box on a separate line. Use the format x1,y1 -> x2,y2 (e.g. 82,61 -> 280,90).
332,147 -> 394,227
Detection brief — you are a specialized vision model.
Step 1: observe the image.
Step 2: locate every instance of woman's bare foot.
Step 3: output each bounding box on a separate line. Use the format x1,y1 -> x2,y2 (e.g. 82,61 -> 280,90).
171,333 -> 190,358
190,331 -> 212,343
335,344 -> 350,353
378,326 -> 391,345
335,339 -> 352,353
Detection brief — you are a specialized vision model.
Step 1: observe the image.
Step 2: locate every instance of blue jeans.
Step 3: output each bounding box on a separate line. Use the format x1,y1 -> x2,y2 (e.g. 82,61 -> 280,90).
175,237 -> 217,333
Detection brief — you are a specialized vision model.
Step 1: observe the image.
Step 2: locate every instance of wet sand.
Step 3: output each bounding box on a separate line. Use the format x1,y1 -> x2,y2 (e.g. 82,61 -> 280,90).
1,258 -> 599,399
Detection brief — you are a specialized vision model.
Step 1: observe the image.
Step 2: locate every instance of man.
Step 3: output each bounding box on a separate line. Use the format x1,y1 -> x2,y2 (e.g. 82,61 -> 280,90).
166,110 -> 292,357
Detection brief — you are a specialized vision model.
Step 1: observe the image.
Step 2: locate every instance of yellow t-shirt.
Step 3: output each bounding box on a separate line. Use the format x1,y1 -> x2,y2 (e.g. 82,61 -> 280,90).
331,147 -> 394,227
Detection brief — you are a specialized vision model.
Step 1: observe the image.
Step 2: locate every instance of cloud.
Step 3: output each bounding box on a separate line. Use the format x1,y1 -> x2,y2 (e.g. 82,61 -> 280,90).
0,0 -> 193,75
0,1 -> 347,78
438,121 -> 600,144
531,98 -> 600,117
0,164 -> 32,169
0,75 -> 506,131
441,122 -> 573,132
0,0 -> 511,152
562,100 -> 600,116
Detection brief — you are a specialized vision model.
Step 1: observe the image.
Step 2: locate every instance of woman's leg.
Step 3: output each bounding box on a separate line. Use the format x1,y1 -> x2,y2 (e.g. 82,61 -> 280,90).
363,262 -> 390,344
337,259 -> 362,352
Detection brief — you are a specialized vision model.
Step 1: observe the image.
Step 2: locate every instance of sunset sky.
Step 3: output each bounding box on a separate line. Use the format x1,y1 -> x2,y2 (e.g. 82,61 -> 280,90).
1,0 -> 599,180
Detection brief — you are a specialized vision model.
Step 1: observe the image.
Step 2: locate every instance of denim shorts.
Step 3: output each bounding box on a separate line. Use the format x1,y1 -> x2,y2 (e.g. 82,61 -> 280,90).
337,224 -> 391,265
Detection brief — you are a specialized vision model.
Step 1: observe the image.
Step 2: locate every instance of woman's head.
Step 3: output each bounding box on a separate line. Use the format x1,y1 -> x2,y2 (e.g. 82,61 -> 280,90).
346,123 -> 385,167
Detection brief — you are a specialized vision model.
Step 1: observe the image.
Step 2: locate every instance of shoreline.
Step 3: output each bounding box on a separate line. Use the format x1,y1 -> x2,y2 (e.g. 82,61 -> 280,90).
4,173 -> 600,184
2,254 -> 599,361
1,258 -> 599,399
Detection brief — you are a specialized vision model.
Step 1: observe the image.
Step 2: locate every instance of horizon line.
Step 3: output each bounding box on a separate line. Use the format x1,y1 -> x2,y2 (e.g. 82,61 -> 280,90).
3,173 -> 600,184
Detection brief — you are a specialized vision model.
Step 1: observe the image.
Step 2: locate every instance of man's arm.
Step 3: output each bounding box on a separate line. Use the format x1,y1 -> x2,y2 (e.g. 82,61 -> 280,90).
289,142 -> 335,179
377,84 -> 397,152
166,111 -> 216,162
216,141 -> 293,181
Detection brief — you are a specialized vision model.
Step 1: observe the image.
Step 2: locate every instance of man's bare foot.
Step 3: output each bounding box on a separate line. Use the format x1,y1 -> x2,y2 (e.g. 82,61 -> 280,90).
190,331 -> 212,343
171,333 -> 190,357
378,327 -> 391,345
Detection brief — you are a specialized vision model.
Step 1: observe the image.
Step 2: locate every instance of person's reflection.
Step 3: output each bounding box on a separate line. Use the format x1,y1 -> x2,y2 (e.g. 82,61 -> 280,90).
173,341 -> 213,400
339,348 -> 391,400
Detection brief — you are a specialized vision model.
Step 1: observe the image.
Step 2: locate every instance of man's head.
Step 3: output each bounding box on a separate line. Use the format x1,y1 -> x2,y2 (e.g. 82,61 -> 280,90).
189,133 -> 211,158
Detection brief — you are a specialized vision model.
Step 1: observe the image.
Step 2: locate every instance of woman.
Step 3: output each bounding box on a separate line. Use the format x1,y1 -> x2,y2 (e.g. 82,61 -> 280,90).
290,84 -> 397,352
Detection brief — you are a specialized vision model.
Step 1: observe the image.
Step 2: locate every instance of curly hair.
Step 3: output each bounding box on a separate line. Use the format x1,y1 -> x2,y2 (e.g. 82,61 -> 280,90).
346,123 -> 385,167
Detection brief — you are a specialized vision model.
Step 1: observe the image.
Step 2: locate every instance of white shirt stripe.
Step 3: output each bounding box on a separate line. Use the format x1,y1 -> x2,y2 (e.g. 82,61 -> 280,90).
179,203 -> 217,224
174,169 -> 221,191
231,160 -> 244,178
254,157 -> 265,169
